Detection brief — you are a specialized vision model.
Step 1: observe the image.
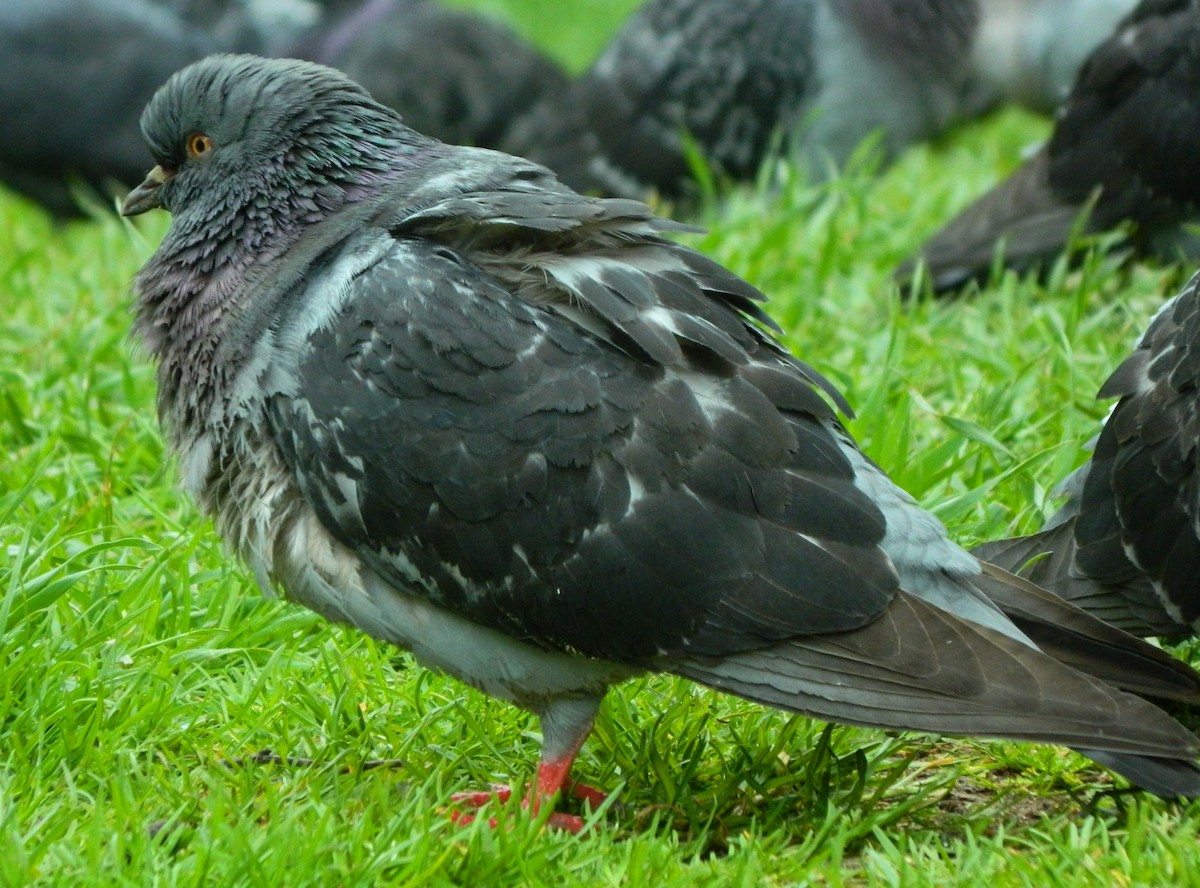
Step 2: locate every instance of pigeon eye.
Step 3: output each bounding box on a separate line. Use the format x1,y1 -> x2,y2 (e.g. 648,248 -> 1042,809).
186,133 -> 214,159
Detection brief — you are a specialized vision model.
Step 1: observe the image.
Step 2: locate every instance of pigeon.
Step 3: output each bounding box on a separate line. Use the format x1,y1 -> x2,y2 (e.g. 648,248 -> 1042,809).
975,272 -> 1200,638
971,0 -> 1138,113
290,0 -> 570,151
165,0 -> 324,57
0,0 -> 565,218
898,0 -> 1200,295
505,0 -> 983,200
121,54 -> 1200,831
0,0 -> 222,216
0,0 -> 324,217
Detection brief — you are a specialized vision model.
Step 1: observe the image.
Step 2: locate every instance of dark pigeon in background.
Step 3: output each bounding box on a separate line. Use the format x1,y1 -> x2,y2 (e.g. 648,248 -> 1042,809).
167,0 -> 325,55
898,0 -> 1200,294
0,0 -> 566,217
976,272 -> 1200,638
120,54 -> 1200,829
0,0 -> 222,216
505,0 -> 984,200
294,0 -> 569,150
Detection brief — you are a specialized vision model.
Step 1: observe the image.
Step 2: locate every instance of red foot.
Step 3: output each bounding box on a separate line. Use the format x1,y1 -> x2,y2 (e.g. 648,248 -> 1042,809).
450,780 -> 608,810
450,783 -> 514,808
446,758 -> 608,834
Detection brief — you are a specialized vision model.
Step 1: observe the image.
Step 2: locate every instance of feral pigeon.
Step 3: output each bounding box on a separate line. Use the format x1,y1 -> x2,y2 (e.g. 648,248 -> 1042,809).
505,0 -> 983,199
165,0 -> 324,56
122,54 -> 1200,830
289,0 -> 570,151
976,272 -> 1200,638
898,0 -> 1200,295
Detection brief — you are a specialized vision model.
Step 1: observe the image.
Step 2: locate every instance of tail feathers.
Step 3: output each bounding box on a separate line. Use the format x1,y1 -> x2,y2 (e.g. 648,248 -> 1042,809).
970,560 -> 1200,703
1079,749 -> 1200,800
974,521 -> 1188,638
896,149 -> 1095,294
669,591 -> 1200,799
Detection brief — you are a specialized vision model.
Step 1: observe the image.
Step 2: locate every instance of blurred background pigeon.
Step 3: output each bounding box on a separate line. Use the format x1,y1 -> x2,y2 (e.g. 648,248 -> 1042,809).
0,0 -> 566,217
122,55 -> 1200,829
167,0 -> 324,55
0,0 -> 222,216
2,0 -> 1167,219
294,0 -> 568,150
898,0 -> 1200,294
505,0 -> 985,200
975,271 -> 1200,638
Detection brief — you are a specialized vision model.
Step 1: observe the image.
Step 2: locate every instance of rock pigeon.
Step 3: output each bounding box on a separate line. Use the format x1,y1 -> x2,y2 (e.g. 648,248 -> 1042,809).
166,0 -> 324,57
505,0 -> 983,200
289,0 -> 570,151
898,0 -> 1200,295
975,272 -> 1200,638
122,54 -> 1200,831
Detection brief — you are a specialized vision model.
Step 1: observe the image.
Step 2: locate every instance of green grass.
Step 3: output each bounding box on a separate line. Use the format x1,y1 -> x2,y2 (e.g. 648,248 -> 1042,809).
3,4 -> 1199,885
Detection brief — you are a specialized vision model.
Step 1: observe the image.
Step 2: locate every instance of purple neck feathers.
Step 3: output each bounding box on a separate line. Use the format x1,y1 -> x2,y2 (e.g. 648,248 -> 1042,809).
131,144 -> 423,444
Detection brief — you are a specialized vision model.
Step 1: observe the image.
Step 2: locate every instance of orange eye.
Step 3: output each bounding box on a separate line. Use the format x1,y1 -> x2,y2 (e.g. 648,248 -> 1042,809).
186,133 -> 214,158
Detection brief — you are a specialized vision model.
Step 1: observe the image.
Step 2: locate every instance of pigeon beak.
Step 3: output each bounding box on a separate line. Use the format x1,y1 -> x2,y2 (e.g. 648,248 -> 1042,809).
121,165 -> 171,216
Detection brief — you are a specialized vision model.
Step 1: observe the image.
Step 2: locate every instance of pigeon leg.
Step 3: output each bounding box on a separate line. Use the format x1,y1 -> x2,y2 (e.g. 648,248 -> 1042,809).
449,696 -> 604,832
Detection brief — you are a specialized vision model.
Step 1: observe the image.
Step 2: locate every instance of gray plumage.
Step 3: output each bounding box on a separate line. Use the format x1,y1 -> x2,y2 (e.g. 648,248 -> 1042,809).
899,0 -> 1200,294
505,0 -> 982,199
123,54 -> 1200,824
976,271 -> 1200,638
291,0 -> 570,150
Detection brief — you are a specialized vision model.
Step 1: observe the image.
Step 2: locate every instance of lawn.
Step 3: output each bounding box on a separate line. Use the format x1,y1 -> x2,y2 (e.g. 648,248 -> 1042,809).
3,2 -> 1199,885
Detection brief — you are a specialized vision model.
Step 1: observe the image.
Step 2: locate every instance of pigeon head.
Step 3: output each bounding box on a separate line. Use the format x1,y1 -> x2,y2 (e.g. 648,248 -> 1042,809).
121,53 -> 426,220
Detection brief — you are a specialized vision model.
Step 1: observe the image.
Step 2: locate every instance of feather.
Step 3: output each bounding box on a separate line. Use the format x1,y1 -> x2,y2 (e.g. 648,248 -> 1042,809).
976,271 -> 1200,638
899,0 -> 1200,294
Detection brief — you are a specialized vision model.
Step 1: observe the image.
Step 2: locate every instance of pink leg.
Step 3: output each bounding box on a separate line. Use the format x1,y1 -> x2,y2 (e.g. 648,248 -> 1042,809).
448,697 -> 605,833
530,753 -> 589,832
448,751 -> 603,833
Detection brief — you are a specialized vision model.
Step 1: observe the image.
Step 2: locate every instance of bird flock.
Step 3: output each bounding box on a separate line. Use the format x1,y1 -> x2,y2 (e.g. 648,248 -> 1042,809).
15,0 -> 1200,834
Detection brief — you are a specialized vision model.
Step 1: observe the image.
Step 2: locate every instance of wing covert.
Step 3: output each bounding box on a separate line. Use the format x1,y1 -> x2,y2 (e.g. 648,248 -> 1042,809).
267,235 -> 898,662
